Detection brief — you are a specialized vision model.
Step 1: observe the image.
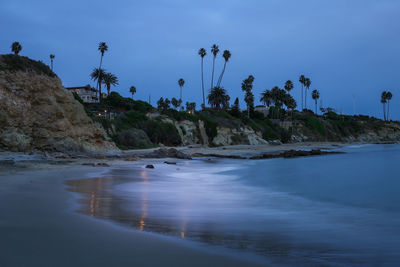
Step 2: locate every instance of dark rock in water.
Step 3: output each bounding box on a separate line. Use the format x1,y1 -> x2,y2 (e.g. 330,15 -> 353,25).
250,149 -> 343,160
146,164 -> 155,169
164,161 -> 177,165
268,140 -> 282,146
146,148 -> 191,159
124,157 -> 141,161
96,163 -> 110,167
192,153 -> 246,159
82,163 -> 96,167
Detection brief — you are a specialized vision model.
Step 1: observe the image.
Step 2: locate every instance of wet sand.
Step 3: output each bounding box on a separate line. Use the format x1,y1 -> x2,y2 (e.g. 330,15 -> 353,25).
0,165 -> 266,267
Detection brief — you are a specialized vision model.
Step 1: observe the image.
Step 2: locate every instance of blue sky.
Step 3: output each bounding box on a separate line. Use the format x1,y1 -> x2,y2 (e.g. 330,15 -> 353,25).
1,0 -> 399,119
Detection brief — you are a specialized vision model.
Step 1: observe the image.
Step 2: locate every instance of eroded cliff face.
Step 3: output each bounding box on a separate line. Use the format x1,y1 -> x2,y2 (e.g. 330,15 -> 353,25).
0,65 -> 117,153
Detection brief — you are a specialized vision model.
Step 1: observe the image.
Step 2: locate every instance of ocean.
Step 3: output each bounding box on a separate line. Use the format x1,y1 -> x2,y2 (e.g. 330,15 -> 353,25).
67,144 -> 400,266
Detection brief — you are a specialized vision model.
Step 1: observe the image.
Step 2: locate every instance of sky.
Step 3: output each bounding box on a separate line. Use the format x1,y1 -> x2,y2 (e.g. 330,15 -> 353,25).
1,0 -> 399,119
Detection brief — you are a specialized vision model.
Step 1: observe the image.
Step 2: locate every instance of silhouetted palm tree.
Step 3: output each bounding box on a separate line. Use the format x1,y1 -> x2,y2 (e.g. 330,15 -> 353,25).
386,91 -> 393,121
90,68 -> 106,102
299,75 -> 306,110
217,50 -> 231,87
102,72 -> 119,96
210,44 -> 220,89
208,86 -> 229,109
129,86 -> 136,99
50,54 -> 55,71
304,78 -> 311,110
260,90 -> 272,107
171,98 -> 180,110
381,91 -> 387,121
284,80 -> 294,93
97,42 -> 108,100
241,75 -> 255,117
198,48 -> 207,107
11,42 -> 22,55
178,78 -> 185,107
312,89 -> 320,114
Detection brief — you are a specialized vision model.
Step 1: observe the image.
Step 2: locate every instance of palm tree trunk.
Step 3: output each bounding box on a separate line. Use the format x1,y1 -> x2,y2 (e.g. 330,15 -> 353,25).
304,88 -> 307,110
201,57 -> 205,108
301,85 -> 303,111
98,55 -> 103,102
211,56 -> 216,89
315,100 -> 317,114
387,101 -> 390,121
217,61 -> 226,87
383,103 -> 386,121
51,60 -> 53,71
107,85 -> 110,96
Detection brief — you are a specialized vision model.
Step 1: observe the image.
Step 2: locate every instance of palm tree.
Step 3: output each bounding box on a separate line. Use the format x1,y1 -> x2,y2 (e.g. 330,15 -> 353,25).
210,44 -> 220,89
97,42 -> 108,100
11,42 -> 22,55
284,80 -> 294,93
129,86 -> 136,99
381,91 -> 387,121
90,68 -> 106,102
178,78 -> 185,106
312,89 -> 320,114
102,72 -> 119,96
217,50 -> 231,87
208,86 -> 229,109
171,98 -> 180,109
386,91 -> 393,121
198,48 -> 207,107
50,54 -> 55,71
241,75 -> 255,117
260,90 -> 272,107
299,75 -> 306,111
304,78 -> 311,110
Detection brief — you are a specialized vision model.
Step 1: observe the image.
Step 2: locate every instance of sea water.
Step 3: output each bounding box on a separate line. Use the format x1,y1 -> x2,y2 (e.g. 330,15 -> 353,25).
70,144 -> 400,265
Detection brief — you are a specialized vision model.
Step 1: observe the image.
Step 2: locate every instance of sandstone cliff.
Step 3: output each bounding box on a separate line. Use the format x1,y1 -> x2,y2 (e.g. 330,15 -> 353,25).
0,55 -> 117,153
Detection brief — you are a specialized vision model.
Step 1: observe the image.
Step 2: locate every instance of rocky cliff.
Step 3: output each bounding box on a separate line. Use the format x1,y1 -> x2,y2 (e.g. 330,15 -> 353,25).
0,55 -> 117,153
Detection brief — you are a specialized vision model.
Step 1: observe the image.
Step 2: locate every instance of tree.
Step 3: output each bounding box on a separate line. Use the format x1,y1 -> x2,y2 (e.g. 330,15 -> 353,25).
381,91 -> 387,121
186,102 -> 196,112
171,97 -> 180,109
11,42 -> 22,55
129,86 -> 136,99
299,75 -> 306,110
90,68 -> 106,102
210,44 -> 220,89
284,94 -> 297,120
386,91 -> 393,121
102,72 -> 119,96
260,90 -> 272,107
230,97 -> 241,117
178,78 -> 185,107
198,48 -> 207,107
284,80 -> 294,93
157,97 -> 164,110
312,89 -> 320,114
97,42 -> 108,101
304,77 -> 311,110
164,98 -> 171,109
208,86 -> 230,109
217,50 -> 231,87
50,54 -> 55,71
241,75 -> 255,117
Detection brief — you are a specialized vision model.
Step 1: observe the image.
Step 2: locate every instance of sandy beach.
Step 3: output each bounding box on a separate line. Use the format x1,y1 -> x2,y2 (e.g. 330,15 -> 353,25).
0,164 -> 268,267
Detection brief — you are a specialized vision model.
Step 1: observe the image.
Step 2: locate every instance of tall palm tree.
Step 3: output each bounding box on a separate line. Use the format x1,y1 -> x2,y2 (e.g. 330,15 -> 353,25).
217,50 -> 231,87
304,77 -> 311,110
11,42 -> 22,55
198,48 -> 207,107
102,72 -> 119,96
97,42 -> 108,100
284,80 -> 294,93
299,75 -> 305,111
312,89 -> 320,114
90,68 -> 106,102
381,91 -> 387,121
386,91 -> 393,121
178,78 -> 185,105
50,54 -> 55,71
130,86 -> 136,99
208,86 -> 229,109
210,44 -> 220,89
241,75 -> 255,118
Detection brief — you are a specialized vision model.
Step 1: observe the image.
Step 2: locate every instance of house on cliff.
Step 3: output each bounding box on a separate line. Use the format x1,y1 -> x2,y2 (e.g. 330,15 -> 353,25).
66,85 -> 102,103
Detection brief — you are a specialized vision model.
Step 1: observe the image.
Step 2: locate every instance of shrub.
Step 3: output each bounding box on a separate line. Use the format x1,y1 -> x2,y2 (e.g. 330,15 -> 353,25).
0,54 -> 56,77
305,116 -> 326,136
116,128 -> 154,149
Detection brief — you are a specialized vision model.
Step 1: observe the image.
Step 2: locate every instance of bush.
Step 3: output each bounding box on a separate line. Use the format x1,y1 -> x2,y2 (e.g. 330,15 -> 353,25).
116,128 -> 154,149
305,116 -> 326,136
0,54 -> 56,77
161,109 -> 198,122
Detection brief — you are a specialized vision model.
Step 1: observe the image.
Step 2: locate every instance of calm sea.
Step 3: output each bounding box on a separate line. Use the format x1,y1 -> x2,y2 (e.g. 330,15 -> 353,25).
67,144 -> 400,266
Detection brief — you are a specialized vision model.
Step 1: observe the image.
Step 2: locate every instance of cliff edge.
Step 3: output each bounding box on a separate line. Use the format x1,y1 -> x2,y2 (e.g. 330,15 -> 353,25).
0,54 -> 117,153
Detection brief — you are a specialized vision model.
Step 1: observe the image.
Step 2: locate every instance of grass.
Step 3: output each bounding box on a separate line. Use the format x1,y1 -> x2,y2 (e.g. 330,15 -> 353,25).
0,54 -> 56,77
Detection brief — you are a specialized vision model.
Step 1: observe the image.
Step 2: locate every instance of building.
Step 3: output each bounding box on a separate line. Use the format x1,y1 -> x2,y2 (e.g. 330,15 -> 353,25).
254,105 -> 269,117
66,85 -> 99,103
